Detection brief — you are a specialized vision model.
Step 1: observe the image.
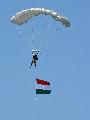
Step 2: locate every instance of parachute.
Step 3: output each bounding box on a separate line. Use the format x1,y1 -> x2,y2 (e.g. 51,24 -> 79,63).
11,8 -> 70,95
11,8 -> 70,27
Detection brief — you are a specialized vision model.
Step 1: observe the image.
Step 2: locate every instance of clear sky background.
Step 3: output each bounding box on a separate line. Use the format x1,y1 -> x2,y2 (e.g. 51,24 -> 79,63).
0,0 -> 90,120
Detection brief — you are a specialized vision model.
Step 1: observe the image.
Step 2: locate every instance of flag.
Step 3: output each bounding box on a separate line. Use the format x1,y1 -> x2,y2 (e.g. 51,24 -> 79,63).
36,78 -> 51,94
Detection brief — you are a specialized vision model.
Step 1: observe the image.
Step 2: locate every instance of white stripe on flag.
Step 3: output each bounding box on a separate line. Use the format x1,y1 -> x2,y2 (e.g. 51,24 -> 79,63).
43,85 -> 50,90
36,84 -> 50,90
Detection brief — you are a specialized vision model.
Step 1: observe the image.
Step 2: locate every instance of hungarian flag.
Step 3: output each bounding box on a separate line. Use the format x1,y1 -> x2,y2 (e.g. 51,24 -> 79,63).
36,78 -> 51,94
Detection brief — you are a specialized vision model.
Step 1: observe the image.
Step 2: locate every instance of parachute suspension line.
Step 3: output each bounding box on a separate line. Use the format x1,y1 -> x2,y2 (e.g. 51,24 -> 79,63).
28,19 -> 39,50
25,28 -> 32,46
36,20 -> 52,53
25,28 -> 33,48
16,25 -> 23,35
31,28 -> 34,49
27,27 -> 36,50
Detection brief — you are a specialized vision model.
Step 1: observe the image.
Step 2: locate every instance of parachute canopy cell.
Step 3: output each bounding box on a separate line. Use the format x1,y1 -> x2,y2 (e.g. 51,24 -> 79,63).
11,8 -> 70,27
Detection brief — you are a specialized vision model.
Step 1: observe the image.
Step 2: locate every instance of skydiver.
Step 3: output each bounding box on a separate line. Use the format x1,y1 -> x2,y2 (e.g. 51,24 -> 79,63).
30,50 -> 40,68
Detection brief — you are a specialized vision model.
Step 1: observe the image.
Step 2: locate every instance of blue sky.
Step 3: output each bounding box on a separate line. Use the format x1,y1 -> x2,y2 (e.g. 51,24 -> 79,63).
0,0 -> 90,120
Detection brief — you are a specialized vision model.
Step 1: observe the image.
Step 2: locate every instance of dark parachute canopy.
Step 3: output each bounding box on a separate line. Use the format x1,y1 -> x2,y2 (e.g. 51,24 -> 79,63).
11,8 -> 70,27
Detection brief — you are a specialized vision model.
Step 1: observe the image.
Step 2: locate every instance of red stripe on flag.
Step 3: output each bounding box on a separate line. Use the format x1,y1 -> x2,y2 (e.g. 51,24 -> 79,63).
36,79 -> 50,86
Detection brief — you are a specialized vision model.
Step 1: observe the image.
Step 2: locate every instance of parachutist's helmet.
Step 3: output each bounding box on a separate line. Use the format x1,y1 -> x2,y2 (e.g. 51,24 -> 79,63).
32,49 -> 38,52
32,50 -> 39,54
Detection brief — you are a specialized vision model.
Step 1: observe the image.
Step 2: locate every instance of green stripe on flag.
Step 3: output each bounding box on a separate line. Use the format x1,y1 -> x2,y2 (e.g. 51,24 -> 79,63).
36,89 -> 51,94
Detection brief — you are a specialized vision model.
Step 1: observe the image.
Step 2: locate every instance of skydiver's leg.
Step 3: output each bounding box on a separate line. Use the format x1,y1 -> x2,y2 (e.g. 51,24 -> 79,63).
34,60 -> 36,67
31,60 -> 33,66
35,63 -> 36,67
30,60 -> 33,68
